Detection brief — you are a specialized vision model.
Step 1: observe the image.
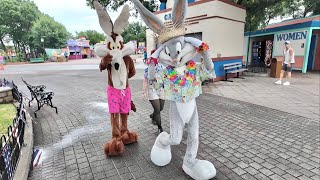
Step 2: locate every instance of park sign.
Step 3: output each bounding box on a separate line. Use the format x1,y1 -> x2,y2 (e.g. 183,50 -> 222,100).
274,30 -> 308,56
164,13 -> 172,21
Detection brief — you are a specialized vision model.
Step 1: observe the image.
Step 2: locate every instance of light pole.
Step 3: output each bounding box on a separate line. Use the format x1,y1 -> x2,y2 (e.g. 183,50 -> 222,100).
40,37 -> 44,49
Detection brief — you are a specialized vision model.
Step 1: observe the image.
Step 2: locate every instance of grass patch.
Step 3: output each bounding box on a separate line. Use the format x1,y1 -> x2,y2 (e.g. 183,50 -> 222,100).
0,104 -> 16,136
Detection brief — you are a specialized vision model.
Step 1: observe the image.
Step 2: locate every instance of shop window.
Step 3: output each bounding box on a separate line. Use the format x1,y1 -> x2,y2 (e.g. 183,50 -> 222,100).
185,32 -> 202,40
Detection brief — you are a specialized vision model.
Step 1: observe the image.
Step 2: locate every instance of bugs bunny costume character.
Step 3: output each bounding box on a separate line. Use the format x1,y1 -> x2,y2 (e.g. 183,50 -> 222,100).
132,0 -> 216,179
93,0 -> 137,156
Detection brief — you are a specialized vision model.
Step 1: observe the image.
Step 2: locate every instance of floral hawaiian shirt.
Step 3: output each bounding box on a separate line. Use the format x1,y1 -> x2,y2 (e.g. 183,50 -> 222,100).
157,62 -> 214,103
145,63 -> 165,90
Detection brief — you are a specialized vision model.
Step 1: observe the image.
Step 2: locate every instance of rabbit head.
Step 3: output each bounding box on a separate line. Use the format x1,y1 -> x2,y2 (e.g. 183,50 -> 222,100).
132,0 -> 203,67
94,0 -> 135,70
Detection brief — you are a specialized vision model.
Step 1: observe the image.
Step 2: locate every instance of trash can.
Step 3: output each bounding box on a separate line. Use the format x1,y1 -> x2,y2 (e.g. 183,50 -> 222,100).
270,58 -> 282,78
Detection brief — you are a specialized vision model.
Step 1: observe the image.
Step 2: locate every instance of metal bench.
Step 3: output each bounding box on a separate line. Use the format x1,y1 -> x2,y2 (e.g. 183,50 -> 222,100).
30,58 -> 44,63
22,78 -> 58,118
223,62 -> 248,81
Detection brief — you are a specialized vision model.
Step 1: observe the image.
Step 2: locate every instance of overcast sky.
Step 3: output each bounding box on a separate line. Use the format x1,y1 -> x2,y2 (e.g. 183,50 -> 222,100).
31,0 -> 287,35
31,0 -> 142,35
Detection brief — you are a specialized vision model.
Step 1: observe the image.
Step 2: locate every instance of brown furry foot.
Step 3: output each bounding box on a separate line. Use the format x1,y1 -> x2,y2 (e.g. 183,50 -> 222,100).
104,138 -> 124,156
121,131 -> 138,145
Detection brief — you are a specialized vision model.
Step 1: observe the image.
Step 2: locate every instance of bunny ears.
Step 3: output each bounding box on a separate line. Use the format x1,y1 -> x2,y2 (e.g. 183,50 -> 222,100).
93,0 -> 130,35
132,0 -> 188,44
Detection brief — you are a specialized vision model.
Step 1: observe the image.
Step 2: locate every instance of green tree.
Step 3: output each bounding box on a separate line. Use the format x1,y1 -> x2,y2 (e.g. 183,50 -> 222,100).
0,0 -> 40,57
232,0 -> 287,31
282,0 -> 320,18
0,28 -> 9,52
233,0 -> 320,32
86,0 -> 158,13
30,14 -> 69,49
75,30 -> 106,45
121,22 -> 146,43
0,0 -> 17,52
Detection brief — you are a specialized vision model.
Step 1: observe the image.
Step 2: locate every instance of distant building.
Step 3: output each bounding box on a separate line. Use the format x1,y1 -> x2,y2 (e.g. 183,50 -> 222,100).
66,37 -> 92,60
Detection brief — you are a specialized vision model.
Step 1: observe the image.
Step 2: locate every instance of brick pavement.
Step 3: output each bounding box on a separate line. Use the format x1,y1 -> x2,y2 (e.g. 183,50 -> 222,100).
203,72 -> 320,120
4,69 -> 320,180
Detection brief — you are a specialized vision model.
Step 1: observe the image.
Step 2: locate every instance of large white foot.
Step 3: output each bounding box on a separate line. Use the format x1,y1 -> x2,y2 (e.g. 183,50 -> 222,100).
183,160 -> 216,180
150,132 -> 171,166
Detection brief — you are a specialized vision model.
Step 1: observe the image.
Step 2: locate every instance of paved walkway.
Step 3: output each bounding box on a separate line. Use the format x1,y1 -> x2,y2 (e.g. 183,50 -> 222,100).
1,56 -> 146,74
2,64 -> 319,180
203,72 -> 320,119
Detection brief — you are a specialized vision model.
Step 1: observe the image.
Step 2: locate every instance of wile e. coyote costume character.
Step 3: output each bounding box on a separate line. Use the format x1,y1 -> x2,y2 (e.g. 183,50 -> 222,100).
93,0 -> 137,156
132,0 -> 217,179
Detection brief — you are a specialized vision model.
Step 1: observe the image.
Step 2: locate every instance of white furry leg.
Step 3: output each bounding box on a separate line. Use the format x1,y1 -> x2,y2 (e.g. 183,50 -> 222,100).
183,106 -> 216,179
183,160 -> 216,180
150,132 -> 171,166
150,101 -> 184,166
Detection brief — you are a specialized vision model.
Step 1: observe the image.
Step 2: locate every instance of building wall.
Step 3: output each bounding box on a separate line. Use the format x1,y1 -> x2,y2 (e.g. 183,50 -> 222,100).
147,0 -> 246,79
158,0 -> 246,23
244,29 -> 310,70
243,15 -> 320,73
149,0 -> 246,57
273,29 -> 309,70
273,56 -> 304,69
200,18 -> 245,58
273,29 -> 308,56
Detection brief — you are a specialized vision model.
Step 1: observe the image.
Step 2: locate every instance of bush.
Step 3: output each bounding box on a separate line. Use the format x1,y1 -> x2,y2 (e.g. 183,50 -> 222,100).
0,104 -> 16,135
8,57 -> 18,63
39,53 -> 48,60
16,52 -> 25,62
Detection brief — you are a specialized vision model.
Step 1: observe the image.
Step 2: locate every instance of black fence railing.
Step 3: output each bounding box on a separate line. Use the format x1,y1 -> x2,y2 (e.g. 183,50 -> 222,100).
0,79 -> 26,180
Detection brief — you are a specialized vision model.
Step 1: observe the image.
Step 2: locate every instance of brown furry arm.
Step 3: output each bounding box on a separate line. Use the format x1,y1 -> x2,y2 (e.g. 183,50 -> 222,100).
99,54 -> 113,72
125,56 -> 136,78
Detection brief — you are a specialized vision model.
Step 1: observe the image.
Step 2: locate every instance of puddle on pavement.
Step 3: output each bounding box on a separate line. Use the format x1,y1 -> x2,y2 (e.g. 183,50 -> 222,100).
39,101 -> 110,166
40,124 -> 106,165
84,102 -> 109,124
89,102 -> 109,111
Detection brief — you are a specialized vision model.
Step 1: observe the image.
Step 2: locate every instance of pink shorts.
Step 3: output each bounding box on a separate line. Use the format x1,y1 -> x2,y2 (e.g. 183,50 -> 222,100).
107,85 -> 131,114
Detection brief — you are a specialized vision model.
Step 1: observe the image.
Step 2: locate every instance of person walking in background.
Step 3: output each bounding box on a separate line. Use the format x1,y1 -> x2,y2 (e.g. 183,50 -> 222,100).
142,49 -> 165,133
275,41 -> 295,86
143,50 -> 147,63
64,51 -> 68,59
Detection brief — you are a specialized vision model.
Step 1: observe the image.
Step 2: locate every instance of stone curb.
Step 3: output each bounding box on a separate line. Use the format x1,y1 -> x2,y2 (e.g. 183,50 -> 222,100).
13,110 -> 33,180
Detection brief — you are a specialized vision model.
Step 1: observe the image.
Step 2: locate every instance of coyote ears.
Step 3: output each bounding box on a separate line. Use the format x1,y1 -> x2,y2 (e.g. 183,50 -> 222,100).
94,0 -> 130,35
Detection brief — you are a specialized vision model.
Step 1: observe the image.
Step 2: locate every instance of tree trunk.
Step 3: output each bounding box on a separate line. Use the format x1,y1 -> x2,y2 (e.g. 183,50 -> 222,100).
236,0 -> 244,5
14,42 -> 18,54
0,38 -> 7,53
266,15 -> 271,25
22,45 -> 27,61
303,8 -> 308,17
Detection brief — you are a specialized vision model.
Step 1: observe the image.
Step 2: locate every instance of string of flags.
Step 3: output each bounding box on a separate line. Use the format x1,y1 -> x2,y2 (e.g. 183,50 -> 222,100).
32,148 -> 43,168
3,144 -> 13,180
